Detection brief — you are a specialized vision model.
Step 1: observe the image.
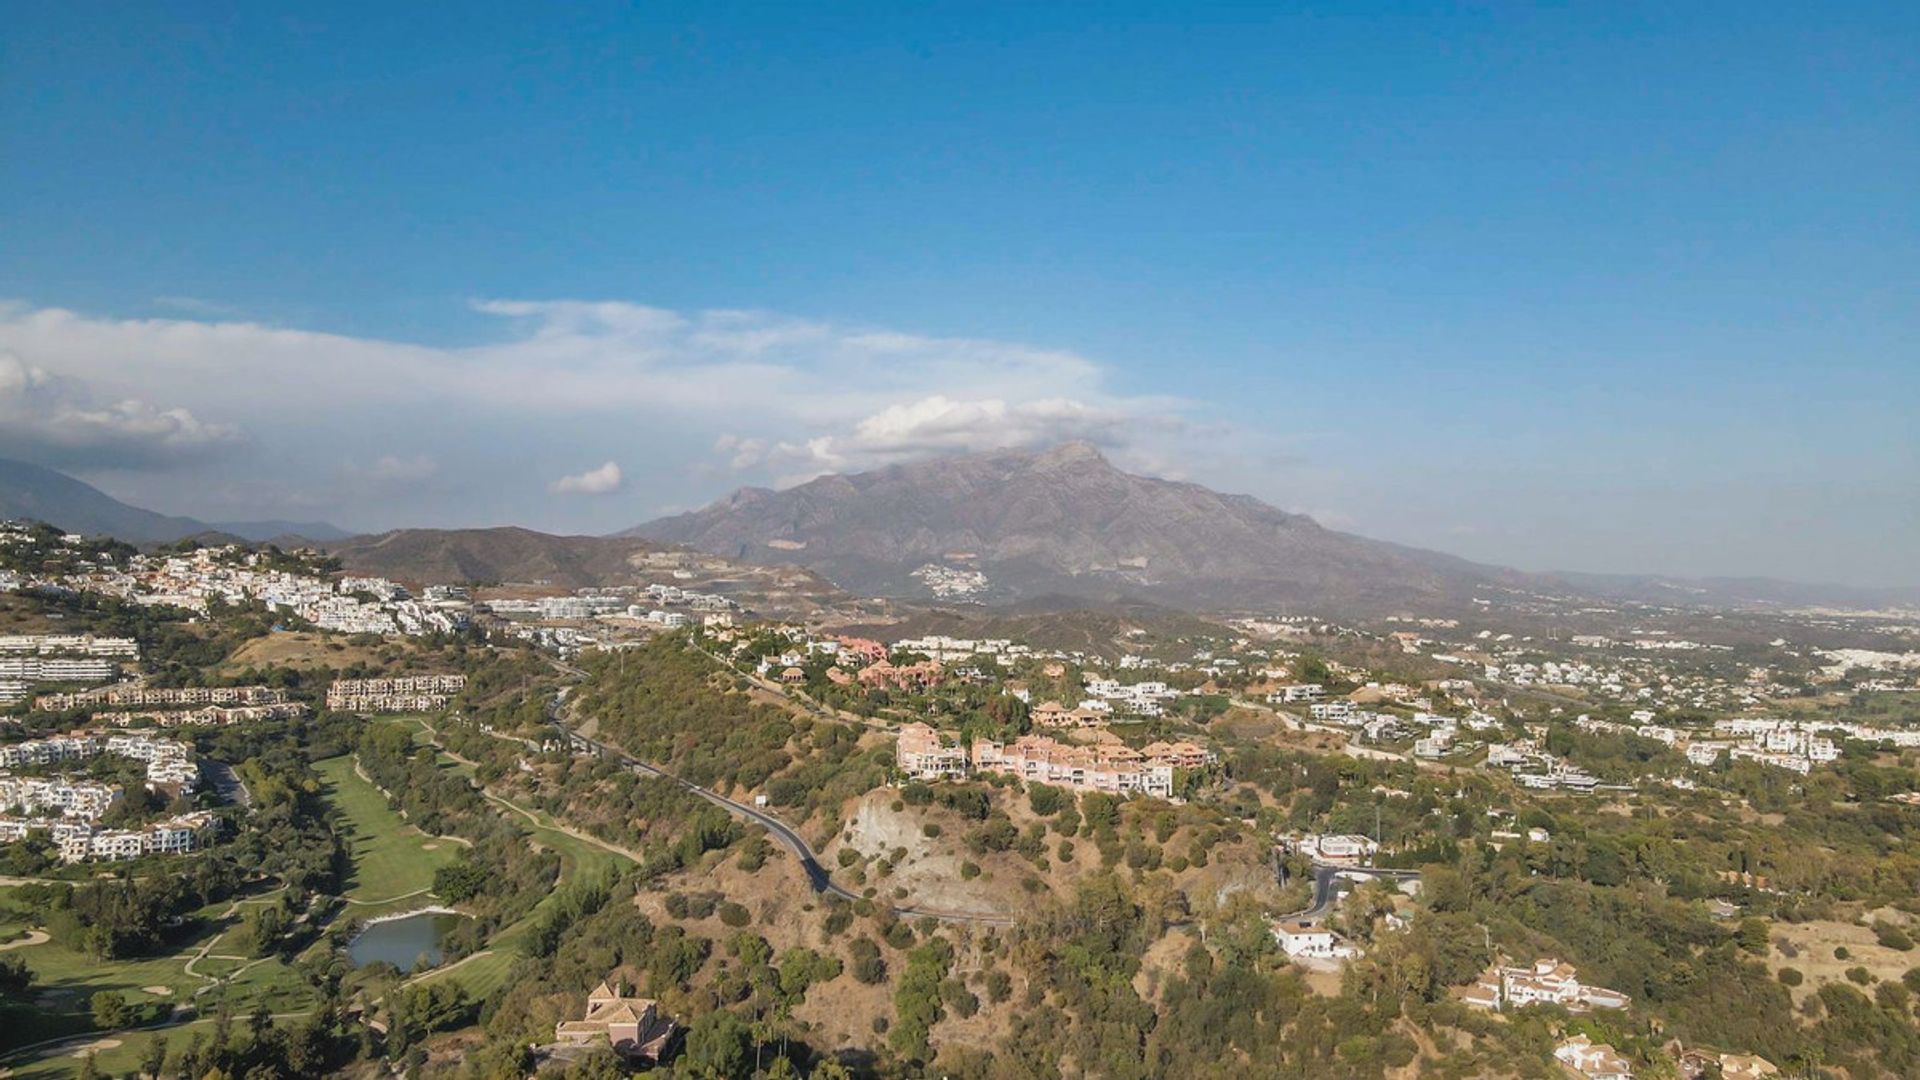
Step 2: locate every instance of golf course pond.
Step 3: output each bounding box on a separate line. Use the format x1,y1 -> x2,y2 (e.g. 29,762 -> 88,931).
346,909 -> 472,973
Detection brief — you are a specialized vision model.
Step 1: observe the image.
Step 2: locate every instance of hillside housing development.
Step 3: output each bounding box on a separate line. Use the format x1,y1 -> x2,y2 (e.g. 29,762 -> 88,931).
54,810 -> 218,864
35,542 -> 472,636
895,722 -> 1213,798
326,674 -> 468,712
0,730 -> 211,863
34,684 -> 289,712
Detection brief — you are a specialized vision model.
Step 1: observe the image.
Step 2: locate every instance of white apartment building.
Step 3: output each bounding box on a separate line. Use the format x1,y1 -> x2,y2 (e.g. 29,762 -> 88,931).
0,731 -> 196,796
0,656 -> 118,682
1684,742 -> 1728,766
0,635 -> 138,657
0,775 -> 122,819
56,811 -> 216,863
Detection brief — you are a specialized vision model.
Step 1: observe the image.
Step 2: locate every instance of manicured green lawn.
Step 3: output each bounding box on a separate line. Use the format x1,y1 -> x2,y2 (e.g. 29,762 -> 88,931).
313,754 -> 461,904
0,898 -> 315,1079
4,1006 -> 312,1080
408,944 -> 518,1000
9,1021 -> 195,1080
0,895 -> 221,1021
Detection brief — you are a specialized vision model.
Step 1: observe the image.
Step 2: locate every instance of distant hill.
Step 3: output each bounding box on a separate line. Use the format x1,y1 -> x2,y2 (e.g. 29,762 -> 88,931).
0,456 -> 350,543
626,441 -> 1527,611
323,527 -> 674,588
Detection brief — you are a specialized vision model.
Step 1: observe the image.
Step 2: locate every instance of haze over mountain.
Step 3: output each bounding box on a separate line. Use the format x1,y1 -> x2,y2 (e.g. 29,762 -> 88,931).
627,442 -> 1527,611
630,444 -> 1920,614
0,457 -> 348,544
2,451 -> 1908,613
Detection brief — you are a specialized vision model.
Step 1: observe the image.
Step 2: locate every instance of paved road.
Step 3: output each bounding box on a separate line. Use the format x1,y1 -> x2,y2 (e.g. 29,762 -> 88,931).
206,759 -> 252,809
1279,862 -> 1425,925
546,695 -> 1014,927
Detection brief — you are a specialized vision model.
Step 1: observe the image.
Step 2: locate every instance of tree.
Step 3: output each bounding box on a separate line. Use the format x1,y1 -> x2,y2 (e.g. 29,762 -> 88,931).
1873,921 -> 1914,952
140,1034 -> 168,1080
0,955 -> 32,999
684,1009 -> 752,1079
850,937 -> 887,984
561,1047 -> 624,1079
90,989 -> 129,1030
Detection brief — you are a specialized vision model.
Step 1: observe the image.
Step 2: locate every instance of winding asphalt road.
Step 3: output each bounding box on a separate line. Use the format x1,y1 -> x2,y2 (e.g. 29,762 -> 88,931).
1280,862 -> 1425,925
545,692 -> 1015,927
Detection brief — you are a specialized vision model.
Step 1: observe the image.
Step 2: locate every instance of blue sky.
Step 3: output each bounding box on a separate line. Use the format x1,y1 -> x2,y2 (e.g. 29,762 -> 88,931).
1,3 -> 1915,585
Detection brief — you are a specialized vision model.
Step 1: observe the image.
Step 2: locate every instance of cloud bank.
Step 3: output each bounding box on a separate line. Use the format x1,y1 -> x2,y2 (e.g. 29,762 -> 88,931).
0,298 -> 1269,528
0,350 -> 242,469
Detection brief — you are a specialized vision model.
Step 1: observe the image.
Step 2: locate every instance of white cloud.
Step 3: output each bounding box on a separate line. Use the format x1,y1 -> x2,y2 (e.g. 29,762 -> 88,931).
550,461 -> 625,496
0,350 -> 242,468
0,299 -> 1149,421
726,395 -> 1170,483
0,298 -> 1283,519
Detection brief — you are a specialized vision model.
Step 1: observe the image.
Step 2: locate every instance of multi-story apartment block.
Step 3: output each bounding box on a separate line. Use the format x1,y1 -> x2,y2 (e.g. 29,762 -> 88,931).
92,702 -> 309,728
55,811 -> 217,863
325,674 -> 467,713
35,685 -> 287,711
0,775 -> 122,819
895,722 -> 969,780
0,635 -> 138,657
0,731 -> 197,797
0,656 -> 118,682
972,735 -> 1175,799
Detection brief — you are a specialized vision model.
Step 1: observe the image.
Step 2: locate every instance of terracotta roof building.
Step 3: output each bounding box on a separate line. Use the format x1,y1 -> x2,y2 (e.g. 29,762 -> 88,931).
553,979 -> 677,1064
972,734 -> 1174,798
895,722 -> 969,780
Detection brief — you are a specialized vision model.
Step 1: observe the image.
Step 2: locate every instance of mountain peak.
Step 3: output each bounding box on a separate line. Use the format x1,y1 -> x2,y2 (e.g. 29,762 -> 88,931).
628,444 -> 1510,609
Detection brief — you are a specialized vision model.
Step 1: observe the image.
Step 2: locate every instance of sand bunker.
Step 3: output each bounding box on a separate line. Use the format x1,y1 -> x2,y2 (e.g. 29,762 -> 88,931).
0,929 -> 49,951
